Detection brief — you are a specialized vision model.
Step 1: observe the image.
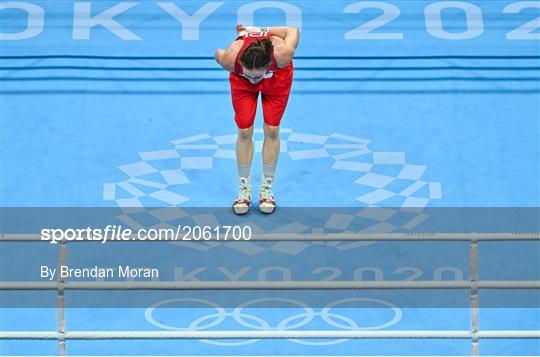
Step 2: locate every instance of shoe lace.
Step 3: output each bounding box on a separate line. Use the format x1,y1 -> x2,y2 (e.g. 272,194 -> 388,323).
237,178 -> 251,200
260,178 -> 274,199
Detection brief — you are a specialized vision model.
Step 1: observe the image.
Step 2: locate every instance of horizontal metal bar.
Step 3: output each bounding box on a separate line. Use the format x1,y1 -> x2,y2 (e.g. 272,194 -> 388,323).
1,330 -> 538,340
1,232 -> 539,242
1,281 -> 539,290
3,66 -> 540,72
2,77 -> 539,83
2,55 -> 539,61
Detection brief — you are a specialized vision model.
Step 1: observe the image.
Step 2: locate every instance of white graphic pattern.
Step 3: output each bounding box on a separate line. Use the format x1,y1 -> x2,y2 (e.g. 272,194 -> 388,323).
104,129 -> 442,255
103,130 -> 440,344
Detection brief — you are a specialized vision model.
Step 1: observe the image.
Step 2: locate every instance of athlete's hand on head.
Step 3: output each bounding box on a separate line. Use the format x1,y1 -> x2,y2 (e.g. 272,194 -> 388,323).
236,24 -> 246,33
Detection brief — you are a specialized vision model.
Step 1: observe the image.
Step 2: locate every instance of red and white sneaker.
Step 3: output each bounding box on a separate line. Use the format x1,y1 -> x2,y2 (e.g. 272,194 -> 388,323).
233,177 -> 251,215
259,177 -> 276,214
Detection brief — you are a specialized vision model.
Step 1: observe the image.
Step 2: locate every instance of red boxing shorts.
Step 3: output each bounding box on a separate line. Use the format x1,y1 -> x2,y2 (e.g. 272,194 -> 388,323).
229,62 -> 293,129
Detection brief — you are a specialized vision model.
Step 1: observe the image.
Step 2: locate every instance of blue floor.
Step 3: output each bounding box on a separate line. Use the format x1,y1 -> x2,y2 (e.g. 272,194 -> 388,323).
1,1 -> 539,355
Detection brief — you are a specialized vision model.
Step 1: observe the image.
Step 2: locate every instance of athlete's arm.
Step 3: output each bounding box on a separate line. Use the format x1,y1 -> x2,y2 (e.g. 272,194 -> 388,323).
267,26 -> 300,50
214,40 -> 242,72
267,26 -> 300,68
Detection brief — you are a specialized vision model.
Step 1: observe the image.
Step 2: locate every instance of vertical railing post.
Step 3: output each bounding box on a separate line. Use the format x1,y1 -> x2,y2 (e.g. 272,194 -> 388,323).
470,236 -> 479,356
57,239 -> 67,355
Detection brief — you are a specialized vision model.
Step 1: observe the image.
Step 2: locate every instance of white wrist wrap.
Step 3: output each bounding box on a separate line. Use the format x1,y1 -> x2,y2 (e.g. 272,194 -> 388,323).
246,26 -> 269,34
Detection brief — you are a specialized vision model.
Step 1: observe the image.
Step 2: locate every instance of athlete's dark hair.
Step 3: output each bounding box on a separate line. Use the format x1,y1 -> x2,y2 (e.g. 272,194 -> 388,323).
239,38 -> 273,70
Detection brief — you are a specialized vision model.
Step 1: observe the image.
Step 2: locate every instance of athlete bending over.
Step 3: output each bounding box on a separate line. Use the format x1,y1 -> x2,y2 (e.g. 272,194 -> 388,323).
215,25 -> 300,215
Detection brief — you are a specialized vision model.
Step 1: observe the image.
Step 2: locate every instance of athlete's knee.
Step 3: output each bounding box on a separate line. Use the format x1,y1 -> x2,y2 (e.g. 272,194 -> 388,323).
263,124 -> 280,140
238,126 -> 254,141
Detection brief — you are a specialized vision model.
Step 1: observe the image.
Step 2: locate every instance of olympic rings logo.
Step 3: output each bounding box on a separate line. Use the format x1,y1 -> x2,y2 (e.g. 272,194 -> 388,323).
145,297 -> 403,346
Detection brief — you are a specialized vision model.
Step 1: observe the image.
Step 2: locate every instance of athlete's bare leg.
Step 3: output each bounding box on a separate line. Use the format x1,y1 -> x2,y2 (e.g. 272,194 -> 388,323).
260,123 -> 279,213
236,125 -> 254,167
233,125 -> 254,215
262,123 -> 280,166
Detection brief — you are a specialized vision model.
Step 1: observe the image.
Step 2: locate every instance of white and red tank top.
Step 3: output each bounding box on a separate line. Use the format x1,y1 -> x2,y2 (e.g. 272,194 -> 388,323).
233,31 -> 280,79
